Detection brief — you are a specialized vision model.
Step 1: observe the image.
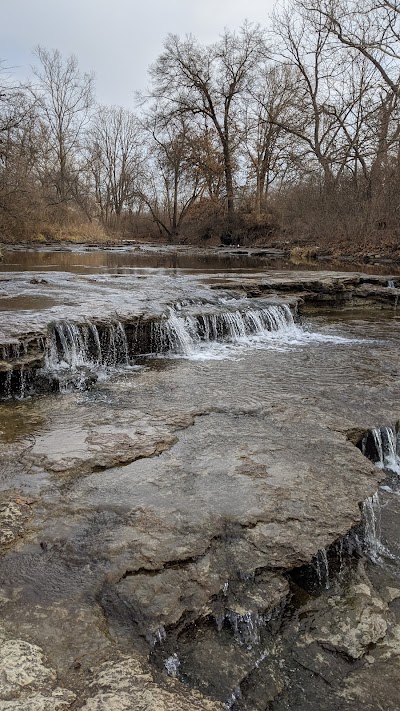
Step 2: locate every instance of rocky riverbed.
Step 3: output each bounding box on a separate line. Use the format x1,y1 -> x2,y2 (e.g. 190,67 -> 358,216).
0,247 -> 400,709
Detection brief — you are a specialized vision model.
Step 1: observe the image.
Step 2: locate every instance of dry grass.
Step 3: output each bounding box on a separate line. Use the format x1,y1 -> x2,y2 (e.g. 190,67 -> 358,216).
35,221 -> 109,244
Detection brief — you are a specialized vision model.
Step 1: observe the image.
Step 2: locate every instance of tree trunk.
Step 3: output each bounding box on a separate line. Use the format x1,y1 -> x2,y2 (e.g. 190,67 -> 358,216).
223,144 -> 235,223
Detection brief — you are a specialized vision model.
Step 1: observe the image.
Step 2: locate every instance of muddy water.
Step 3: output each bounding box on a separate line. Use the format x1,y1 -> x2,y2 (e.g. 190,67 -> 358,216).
0,248 -> 400,710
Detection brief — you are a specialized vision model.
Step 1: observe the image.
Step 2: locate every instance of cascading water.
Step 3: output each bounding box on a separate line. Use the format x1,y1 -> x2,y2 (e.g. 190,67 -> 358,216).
362,426 -> 400,475
360,426 -> 400,561
225,610 -> 266,647
315,548 -> 330,589
0,298 -> 356,398
362,493 -> 383,561
164,654 -> 181,678
43,302 -> 299,377
46,320 -> 130,370
151,302 -> 299,359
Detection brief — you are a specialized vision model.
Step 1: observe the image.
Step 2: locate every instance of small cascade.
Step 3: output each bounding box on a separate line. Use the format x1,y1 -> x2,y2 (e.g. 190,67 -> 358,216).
45,303 -> 296,371
387,279 -> 396,288
147,625 -> 167,647
362,426 -> 400,474
46,320 -> 131,370
358,426 -> 400,562
164,653 -> 180,678
362,493 -> 383,561
0,368 -> 30,400
225,687 -> 242,709
224,610 -> 266,647
315,548 -> 330,589
152,302 -> 297,357
1,300 -> 303,397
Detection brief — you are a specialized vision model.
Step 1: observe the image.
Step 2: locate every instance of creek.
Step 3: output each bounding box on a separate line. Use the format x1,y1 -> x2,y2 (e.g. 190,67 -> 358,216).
0,246 -> 400,710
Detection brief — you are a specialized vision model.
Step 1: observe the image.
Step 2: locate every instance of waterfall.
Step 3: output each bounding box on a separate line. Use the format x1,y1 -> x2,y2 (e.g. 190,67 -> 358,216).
362,426 -> 400,474
46,320 -> 131,370
1,368 -> 28,400
225,687 -> 242,709
315,548 -> 330,589
362,493 -> 383,561
45,303 -> 296,371
359,425 -> 400,562
154,303 -> 297,358
164,653 -> 181,678
2,301 -> 301,397
147,625 -> 167,647
225,610 -> 266,647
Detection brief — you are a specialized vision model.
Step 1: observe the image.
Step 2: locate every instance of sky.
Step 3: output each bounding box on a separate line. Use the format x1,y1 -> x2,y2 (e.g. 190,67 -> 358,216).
1,0 -> 276,108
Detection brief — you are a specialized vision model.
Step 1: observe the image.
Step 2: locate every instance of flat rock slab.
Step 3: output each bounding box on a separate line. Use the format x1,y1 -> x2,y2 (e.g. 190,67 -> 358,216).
209,271 -> 400,308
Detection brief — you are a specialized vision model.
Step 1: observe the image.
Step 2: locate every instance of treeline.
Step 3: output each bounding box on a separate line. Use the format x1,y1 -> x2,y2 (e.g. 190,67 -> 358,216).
2,0 -> 400,249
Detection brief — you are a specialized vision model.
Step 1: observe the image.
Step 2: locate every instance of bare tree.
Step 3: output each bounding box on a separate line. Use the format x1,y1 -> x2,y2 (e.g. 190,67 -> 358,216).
88,105 -> 143,224
300,0 -> 400,94
0,63 -> 42,235
147,23 -> 268,223
243,64 -> 296,215
188,122 -> 225,203
32,47 -> 94,204
271,2 -> 350,188
138,110 -> 204,238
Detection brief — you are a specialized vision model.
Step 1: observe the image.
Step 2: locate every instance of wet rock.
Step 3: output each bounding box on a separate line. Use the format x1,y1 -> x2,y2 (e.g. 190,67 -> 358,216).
292,564 -> 390,660
23,413 -> 181,477
168,623 -> 284,708
114,547 -> 232,634
224,572 -> 289,619
1,278 -> 400,709
80,655 -> 223,710
292,640 -> 353,686
0,500 -> 32,549
1,689 -> 76,710
338,624 -> 400,711
27,408 -> 379,637
0,637 -> 75,709
211,271 -> 400,310
313,583 -> 388,659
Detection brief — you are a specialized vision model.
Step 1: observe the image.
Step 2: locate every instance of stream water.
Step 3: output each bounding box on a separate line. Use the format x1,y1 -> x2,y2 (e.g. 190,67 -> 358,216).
0,246 -> 400,710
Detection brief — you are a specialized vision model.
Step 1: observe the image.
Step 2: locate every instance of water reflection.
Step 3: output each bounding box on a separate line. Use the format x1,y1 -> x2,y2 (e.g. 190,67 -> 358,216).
1,246 -> 399,275
0,248 -> 265,274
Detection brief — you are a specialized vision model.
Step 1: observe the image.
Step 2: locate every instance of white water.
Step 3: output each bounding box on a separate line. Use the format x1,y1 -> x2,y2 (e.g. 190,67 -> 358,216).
45,302 -> 306,372
164,653 -> 181,677
362,426 -> 400,475
2,299 -> 364,396
46,320 -> 130,370
152,303 -> 360,362
225,610 -> 266,647
362,493 -> 383,562
315,548 -> 330,589
361,426 -> 400,562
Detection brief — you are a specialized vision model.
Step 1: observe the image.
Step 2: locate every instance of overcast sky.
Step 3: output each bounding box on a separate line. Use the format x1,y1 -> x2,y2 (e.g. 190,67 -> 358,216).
2,0 -> 276,107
